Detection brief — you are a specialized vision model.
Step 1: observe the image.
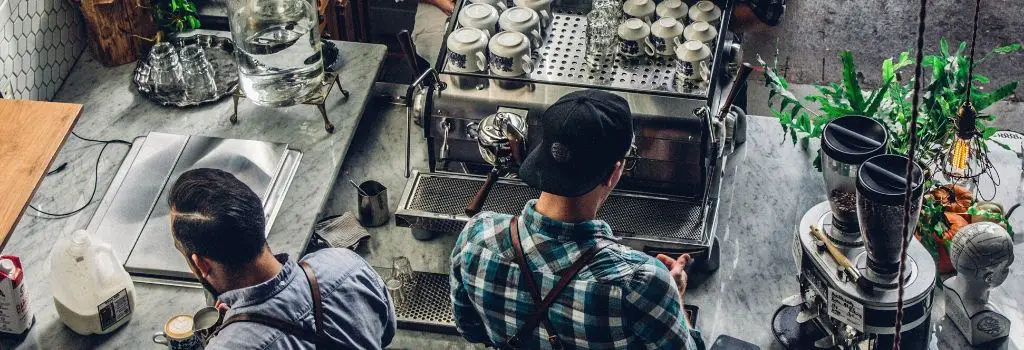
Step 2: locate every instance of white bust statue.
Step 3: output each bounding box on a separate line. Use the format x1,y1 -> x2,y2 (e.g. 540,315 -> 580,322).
943,221 -> 1015,346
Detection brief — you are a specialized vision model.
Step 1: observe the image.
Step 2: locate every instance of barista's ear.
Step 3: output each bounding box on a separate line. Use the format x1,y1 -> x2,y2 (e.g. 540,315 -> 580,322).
606,161 -> 625,187
191,253 -> 213,278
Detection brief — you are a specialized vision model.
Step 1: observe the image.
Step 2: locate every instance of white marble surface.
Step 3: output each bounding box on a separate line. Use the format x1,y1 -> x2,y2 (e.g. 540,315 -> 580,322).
0,35 -> 386,348
324,98 -> 1024,349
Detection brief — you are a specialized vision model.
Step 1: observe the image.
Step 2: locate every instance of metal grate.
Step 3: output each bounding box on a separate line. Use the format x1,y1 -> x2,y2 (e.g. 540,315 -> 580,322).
529,10 -> 707,95
377,269 -> 457,333
403,174 -> 708,243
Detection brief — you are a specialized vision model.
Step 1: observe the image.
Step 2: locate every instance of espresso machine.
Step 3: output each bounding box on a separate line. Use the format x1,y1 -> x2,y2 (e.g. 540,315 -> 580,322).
395,0 -> 744,274
775,116 -> 936,349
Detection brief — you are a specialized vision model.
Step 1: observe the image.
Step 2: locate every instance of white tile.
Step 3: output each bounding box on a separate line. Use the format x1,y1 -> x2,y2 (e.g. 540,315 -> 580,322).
0,39 -> 9,60
42,65 -> 50,82
25,67 -> 34,87
30,14 -> 39,32
16,1 -> 25,17
59,25 -> 68,42
15,72 -> 25,91
34,0 -> 42,15
13,52 -> 22,73
2,59 -> 13,77
16,36 -> 26,53
3,20 -> 13,38
33,68 -> 41,88
0,1 -> 11,25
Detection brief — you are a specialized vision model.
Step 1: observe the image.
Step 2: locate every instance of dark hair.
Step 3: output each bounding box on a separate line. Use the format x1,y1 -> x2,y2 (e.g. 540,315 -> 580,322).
168,168 -> 266,269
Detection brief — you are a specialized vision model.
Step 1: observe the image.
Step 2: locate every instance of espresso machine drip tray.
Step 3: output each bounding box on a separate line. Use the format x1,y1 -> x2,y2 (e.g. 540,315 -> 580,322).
86,132 -> 302,281
396,171 -> 711,248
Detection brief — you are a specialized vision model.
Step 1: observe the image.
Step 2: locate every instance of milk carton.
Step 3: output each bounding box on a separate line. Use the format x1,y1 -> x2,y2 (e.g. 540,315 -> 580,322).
0,256 -> 34,335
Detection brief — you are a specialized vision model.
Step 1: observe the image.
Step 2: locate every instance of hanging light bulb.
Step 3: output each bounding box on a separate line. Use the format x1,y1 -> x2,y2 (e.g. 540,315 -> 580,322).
941,100 -> 995,180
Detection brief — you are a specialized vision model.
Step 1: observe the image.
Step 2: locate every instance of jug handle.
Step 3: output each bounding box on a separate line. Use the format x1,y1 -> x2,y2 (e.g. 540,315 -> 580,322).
91,243 -> 124,293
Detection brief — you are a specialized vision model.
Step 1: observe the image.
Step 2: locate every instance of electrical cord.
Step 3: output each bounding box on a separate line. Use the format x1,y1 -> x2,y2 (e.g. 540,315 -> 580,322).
28,132 -> 133,219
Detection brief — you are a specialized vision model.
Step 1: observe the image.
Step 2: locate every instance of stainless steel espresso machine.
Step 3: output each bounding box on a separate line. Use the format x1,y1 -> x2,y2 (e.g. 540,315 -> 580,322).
774,116 -> 936,349
395,0 -> 744,273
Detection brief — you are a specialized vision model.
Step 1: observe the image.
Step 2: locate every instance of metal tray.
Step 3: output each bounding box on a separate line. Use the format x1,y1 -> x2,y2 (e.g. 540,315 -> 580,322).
132,34 -> 240,107
132,35 -> 342,107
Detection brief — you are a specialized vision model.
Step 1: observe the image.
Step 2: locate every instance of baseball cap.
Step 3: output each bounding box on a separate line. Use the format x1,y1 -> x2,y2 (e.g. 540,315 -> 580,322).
518,89 -> 634,197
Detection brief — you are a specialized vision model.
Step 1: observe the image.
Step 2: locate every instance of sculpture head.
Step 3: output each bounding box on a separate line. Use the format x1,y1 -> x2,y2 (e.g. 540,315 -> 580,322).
950,222 -> 1014,288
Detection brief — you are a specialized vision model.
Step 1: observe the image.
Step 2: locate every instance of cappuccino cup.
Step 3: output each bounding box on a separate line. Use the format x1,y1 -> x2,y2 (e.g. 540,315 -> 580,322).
488,31 -> 535,77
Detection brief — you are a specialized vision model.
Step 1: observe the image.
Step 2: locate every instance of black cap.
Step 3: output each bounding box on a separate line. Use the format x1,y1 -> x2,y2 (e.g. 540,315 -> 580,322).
519,90 -> 633,197
821,115 -> 888,165
856,154 -> 924,205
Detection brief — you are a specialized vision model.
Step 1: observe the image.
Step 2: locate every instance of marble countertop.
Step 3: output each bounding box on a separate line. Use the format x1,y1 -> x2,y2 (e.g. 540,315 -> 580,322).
324,96 -> 1024,349
0,35 -> 386,348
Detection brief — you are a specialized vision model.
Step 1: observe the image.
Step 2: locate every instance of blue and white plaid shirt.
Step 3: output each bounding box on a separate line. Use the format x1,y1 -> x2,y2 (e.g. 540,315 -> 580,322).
450,200 -> 704,349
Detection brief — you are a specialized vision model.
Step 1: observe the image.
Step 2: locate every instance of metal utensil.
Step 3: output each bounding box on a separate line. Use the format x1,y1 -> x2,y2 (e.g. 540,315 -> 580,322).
357,180 -> 389,227
465,112 -> 528,216
350,180 -> 369,196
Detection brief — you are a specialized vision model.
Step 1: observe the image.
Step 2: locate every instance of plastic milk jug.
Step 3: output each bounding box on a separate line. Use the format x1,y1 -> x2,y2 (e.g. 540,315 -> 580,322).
0,256 -> 34,335
50,230 -> 136,335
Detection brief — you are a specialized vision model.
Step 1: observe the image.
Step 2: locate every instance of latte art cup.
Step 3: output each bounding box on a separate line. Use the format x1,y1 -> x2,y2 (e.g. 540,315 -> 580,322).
458,3 -> 500,37
489,31 -> 535,77
499,7 -> 544,48
447,27 -> 490,72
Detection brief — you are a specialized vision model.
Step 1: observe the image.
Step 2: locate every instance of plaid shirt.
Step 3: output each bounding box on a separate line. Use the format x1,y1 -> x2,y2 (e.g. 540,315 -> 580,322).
450,200 -> 704,349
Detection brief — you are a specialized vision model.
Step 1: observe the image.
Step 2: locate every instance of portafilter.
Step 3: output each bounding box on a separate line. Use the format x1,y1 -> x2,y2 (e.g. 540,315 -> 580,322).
465,112 -> 528,216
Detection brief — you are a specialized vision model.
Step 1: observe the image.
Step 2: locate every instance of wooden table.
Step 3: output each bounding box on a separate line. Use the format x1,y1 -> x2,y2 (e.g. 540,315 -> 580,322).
0,100 -> 82,249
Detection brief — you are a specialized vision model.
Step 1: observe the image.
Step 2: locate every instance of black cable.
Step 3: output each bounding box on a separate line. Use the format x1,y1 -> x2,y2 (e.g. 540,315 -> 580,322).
894,0 -> 929,347
28,133 -> 133,218
965,0 -> 982,101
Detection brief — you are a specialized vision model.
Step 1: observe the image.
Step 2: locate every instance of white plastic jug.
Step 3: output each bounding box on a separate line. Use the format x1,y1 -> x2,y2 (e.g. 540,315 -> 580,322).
49,230 -> 136,335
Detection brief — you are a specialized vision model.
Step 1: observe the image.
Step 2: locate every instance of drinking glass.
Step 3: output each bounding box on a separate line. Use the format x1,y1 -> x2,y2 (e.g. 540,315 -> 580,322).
586,10 -> 619,64
149,42 -> 183,95
386,279 -> 407,312
179,44 -> 218,102
391,256 -> 413,285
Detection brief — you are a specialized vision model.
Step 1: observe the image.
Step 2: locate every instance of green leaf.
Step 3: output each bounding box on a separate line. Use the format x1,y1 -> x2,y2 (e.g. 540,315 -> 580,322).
956,41 -> 967,57
994,43 -> 1023,54
974,74 -> 990,84
974,82 -> 1018,111
840,51 -> 866,112
864,76 -> 894,117
940,38 -> 950,57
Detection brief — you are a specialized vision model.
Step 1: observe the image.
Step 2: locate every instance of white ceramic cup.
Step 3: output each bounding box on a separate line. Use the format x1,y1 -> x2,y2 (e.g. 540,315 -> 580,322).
617,18 -> 655,57
675,40 -> 712,90
513,0 -> 552,27
458,3 -> 500,37
447,27 -> 490,73
499,7 -> 543,48
688,0 -> 721,27
623,0 -> 656,23
649,17 -> 685,56
489,31 -> 534,77
683,21 -> 718,48
469,0 -> 507,13
656,0 -> 688,22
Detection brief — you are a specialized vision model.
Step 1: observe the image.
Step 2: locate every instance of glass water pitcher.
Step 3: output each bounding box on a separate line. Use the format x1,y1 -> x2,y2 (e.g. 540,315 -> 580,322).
227,0 -> 324,107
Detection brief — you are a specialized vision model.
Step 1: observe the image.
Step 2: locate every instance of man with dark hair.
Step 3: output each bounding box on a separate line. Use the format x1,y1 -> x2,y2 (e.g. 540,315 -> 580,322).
168,168 -> 396,349
449,90 -> 704,349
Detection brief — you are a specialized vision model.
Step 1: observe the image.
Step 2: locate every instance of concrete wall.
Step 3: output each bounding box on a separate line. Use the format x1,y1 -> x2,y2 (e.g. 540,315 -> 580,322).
0,0 -> 86,100
743,0 -> 1024,99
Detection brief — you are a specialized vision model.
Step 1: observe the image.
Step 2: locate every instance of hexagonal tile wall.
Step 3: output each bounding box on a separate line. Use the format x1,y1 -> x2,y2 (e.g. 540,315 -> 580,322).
0,0 -> 86,100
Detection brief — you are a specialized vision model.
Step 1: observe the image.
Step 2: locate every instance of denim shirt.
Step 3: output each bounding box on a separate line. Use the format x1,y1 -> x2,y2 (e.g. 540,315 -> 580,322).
208,249 -> 396,350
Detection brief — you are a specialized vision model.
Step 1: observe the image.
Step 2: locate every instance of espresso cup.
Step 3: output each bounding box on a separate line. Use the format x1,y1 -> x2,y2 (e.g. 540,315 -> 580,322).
447,27 -> 490,72
499,7 -> 543,48
458,3 -> 500,37
623,0 -> 656,23
683,21 -> 718,48
617,18 -> 655,57
649,17 -> 685,56
470,0 -> 507,13
675,40 -> 711,90
488,31 -> 534,77
656,0 -> 688,22
513,0 -> 552,27
688,0 -> 721,27
153,315 -> 203,350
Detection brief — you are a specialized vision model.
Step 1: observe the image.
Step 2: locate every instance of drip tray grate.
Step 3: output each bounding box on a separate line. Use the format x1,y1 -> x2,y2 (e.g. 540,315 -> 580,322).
375,268 -> 458,334
397,172 -> 710,245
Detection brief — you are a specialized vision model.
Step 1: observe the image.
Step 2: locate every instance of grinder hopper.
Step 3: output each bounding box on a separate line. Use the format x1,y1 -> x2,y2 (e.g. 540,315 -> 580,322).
856,154 -> 925,287
820,116 -> 887,245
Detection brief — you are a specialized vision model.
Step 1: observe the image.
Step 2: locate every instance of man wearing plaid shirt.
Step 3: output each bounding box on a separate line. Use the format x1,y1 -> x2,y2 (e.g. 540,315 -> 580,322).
450,90 -> 704,349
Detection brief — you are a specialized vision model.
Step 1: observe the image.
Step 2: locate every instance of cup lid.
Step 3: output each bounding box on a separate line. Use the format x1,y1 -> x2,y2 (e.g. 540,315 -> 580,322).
821,115 -> 888,165
452,27 -> 484,44
675,40 -> 711,61
465,3 -> 494,18
495,31 -> 525,47
506,7 -> 533,22
856,154 -> 924,205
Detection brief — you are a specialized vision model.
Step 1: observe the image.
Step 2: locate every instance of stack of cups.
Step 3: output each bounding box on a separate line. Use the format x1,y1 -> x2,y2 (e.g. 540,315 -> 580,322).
449,0 -> 550,77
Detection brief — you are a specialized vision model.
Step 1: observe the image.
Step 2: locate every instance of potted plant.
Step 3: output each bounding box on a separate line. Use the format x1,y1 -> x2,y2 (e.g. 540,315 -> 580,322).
759,39 -> 1021,272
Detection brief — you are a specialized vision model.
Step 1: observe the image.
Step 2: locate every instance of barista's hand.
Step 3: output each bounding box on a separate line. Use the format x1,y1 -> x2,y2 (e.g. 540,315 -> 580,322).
215,300 -> 230,313
425,0 -> 456,16
656,254 -> 693,302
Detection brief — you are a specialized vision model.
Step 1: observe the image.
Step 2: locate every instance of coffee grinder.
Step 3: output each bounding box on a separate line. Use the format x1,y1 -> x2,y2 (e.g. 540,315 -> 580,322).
774,116 -> 936,349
